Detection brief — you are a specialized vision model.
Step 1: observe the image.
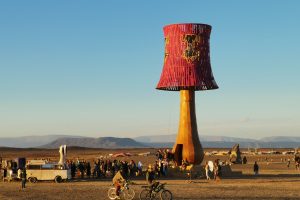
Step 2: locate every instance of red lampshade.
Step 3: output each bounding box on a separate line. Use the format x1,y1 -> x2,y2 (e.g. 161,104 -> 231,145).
156,23 -> 218,91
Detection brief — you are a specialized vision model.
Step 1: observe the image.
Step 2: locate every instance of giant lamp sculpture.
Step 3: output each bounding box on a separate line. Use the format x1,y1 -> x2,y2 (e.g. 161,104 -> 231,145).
156,23 -> 218,165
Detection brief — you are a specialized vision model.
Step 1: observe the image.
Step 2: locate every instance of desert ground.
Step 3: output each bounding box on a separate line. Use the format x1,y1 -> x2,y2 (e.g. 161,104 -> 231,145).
1,147 -> 300,200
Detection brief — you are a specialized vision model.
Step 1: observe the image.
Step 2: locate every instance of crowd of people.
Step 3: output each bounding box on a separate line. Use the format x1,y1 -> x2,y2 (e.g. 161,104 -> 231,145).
2,149 -> 300,194
66,159 -> 142,179
64,151 -> 300,182
64,149 -> 174,180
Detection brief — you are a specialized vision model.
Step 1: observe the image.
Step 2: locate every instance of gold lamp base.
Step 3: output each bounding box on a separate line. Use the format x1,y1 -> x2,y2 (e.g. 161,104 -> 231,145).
172,90 -> 204,165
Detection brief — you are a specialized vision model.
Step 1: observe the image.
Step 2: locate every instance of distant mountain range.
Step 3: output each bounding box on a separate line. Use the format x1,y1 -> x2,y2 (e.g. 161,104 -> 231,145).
40,137 -> 146,149
0,134 -> 299,149
134,135 -> 258,143
0,135 -> 83,148
136,135 -> 300,148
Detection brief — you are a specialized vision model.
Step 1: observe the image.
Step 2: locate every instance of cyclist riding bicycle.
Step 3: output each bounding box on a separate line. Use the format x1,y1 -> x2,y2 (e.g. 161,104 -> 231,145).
112,170 -> 125,199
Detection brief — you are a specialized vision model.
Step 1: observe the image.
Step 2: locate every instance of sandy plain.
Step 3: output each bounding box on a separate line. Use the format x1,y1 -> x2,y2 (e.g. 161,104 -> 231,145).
0,147 -> 299,200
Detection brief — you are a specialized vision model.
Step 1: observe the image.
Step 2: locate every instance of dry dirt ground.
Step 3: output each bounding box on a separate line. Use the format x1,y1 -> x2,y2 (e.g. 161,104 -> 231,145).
1,148 -> 300,200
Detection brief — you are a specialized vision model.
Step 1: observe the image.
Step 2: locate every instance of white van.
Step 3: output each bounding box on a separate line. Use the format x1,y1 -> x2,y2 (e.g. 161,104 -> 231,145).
26,160 -> 71,183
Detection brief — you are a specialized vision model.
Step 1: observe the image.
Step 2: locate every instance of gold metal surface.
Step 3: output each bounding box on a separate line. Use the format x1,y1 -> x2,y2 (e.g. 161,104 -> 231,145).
172,90 -> 204,165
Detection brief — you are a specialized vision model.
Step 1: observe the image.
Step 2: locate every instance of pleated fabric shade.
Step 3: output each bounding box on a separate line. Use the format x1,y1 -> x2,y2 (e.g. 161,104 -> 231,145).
156,23 -> 218,91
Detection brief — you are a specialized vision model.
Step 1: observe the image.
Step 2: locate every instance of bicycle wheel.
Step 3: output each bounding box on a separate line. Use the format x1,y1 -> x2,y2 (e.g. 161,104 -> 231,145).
139,189 -> 151,200
123,188 -> 135,200
160,190 -> 172,200
108,187 -> 117,200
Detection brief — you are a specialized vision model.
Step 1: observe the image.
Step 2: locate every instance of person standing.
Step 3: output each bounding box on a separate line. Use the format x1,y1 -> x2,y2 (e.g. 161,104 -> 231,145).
205,162 -> 210,180
242,156 -> 247,164
137,161 -> 143,176
154,161 -> 160,178
213,160 -> 221,181
78,162 -> 84,178
162,160 -> 168,176
71,161 -> 76,178
21,168 -> 27,189
146,165 -> 155,184
17,168 -> 22,179
254,161 -> 259,175
287,159 -> 291,168
86,162 -> 91,178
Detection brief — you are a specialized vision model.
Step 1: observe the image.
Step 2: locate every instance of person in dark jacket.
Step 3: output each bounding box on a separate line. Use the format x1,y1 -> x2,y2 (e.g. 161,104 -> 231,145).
254,161 -> 259,175
71,162 -> 76,178
78,162 -> 85,178
242,156 -> 248,164
86,162 -> 91,178
21,168 -> 27,189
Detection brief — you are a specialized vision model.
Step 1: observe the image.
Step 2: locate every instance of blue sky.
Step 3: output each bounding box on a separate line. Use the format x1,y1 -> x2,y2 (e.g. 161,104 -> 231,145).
0,0 -> 299,139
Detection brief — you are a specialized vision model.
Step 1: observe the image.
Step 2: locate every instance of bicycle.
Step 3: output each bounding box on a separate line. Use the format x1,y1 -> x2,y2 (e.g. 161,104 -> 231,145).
139,182 -> 172,200
108,181 -> 135,200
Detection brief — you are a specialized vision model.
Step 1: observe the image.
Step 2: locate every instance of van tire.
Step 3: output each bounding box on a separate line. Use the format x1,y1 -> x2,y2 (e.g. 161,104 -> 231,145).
28,177 -> 37,183
55,176 -> 63,183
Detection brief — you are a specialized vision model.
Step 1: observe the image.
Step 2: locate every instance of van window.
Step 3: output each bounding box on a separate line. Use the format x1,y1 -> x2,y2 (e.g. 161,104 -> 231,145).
27,165 -> 41,169
54,165 -> 63,170
41,164 -> 54,169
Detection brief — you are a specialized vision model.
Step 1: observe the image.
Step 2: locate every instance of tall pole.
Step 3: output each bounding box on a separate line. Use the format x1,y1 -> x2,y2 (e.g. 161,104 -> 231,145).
172,90 -> 204,165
